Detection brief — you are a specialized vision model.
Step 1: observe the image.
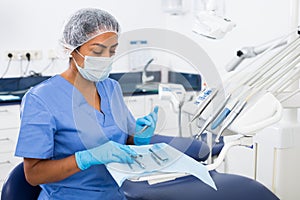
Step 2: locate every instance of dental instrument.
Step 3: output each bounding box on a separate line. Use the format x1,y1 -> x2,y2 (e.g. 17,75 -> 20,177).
212,35 -> 300,127
128,162 -> 133,170
224,32 -> 300,89
249,48 -> 300,85
265,58 -> 300,94
225,31 -> 299,72
249,55 -> 300,95
150,153 -> 162,166
138,125 -> 150,134
275,71 -> 300,93
279,88 -> 300,103
194,94 -> 231,139
247,55 -> 300,95
149,148 -> 169,162
214,101 -> 248,143
226,35 -> 300,92
199,34 -> 300,132
190,88 -> 218,122
245,38 -> 300,87
210,98 -> 239,130
214,55 -> 300,140
131,154 -> 146,169
210,48 -> 300,138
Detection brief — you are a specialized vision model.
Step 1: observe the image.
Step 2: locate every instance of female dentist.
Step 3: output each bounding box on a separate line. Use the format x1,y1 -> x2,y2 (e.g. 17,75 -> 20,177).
15,8 -> 158,200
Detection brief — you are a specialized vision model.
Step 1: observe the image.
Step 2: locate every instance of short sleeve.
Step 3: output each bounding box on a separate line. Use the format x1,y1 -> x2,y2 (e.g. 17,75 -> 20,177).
15,92 -> 56,159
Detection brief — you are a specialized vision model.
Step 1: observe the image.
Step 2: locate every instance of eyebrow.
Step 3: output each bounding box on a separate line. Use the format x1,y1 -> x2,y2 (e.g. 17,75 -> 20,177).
91,43 -> 118,49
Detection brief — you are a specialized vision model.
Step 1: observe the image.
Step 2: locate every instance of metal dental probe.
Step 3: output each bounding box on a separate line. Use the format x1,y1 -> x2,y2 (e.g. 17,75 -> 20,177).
150,153 -> 161,166
131,155 -> 146,169
148,148 -> 169,162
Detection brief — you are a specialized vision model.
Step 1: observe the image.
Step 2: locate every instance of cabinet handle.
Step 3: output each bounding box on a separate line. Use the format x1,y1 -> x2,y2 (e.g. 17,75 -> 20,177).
0,137 -> 10,141
0,160 -> 10,165
128,99 -> 137,102
0,109 -> 8,113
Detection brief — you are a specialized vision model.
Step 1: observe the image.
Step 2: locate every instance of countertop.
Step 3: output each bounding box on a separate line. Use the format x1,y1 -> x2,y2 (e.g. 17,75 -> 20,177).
0,72 -> 201,105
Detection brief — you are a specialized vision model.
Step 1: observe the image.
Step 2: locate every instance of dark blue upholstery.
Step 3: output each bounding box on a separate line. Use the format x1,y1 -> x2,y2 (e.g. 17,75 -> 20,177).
1,162 -> 41,200
4,137 -> 271,200
2,162 -> 280,200
151,134 -> 214,161
200,133 -> 224,156
121,171 -> 280,200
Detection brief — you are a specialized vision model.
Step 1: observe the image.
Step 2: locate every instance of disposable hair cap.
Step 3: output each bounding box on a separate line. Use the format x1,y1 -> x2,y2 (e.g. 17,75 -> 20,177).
61,8 -> 120,54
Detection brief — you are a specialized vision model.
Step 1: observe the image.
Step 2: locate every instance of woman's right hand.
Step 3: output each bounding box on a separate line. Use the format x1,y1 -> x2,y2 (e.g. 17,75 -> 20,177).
75,141 -> 137,170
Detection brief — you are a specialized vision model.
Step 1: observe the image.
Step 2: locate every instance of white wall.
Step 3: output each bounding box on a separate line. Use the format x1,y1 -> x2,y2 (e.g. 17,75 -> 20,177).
165,0 -> 295,75
0,0 -> 298,78
0,0 -> 166,77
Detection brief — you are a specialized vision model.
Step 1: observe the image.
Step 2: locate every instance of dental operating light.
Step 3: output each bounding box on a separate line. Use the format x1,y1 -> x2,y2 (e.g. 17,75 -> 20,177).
193,0 -> 236,39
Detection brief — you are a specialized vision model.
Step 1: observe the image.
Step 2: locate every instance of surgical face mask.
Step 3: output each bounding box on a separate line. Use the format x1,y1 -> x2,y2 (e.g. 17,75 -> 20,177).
73,50 -> 114,82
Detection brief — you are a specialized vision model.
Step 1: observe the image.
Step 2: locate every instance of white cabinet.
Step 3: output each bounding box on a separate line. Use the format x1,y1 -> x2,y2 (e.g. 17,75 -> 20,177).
0,104 -> 22,194
145,94 -> 179,136
124,93 -> 196,137
124,95 -> 146,118
0,105 -> 20,130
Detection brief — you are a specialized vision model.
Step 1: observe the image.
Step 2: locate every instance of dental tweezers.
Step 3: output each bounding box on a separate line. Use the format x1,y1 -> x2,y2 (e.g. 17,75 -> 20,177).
131,155 -> 146,169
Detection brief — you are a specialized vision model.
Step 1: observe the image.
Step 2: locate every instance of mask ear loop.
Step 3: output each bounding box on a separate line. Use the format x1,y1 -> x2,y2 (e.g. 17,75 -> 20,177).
75,49 -> 85,58
72,56 -> 79,67
71,49 -> 86,69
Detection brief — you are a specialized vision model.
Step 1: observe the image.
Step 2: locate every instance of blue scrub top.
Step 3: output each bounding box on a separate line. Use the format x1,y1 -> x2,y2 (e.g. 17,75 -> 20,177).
15,75 -> 136,200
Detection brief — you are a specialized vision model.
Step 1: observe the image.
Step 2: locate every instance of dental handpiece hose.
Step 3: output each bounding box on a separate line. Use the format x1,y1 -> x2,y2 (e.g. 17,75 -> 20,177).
215,101 -> 247,143
194,94 -> 231,140
211,98 -> 239,130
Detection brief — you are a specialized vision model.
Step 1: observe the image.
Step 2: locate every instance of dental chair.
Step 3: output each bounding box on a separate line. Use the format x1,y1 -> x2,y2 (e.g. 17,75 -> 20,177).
121,170 -> 279,200
1,136 -> 279,200
123,135 -> 279,200
1,162 -> 41,200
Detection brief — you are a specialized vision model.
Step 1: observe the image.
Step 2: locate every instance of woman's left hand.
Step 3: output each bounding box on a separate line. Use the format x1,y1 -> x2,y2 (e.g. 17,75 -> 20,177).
134,106 -> 159,145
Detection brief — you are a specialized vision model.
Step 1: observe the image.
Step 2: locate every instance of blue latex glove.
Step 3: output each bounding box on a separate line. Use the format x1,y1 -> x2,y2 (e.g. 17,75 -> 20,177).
134,106 -> 159,145
75,141 -> 137,170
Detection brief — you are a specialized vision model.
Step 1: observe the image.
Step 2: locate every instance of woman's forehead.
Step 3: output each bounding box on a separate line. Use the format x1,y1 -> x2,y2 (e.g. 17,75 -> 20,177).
85,32 -> 118,46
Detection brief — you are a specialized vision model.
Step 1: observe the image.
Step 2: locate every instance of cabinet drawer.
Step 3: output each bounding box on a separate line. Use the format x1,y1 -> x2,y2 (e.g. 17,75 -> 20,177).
124,96 -> 146,118
1,180 -> 4,193
0,137 -> 15,153
0,152 -> 22,193
0,129 -> 19,154
0,160 -> 14,181
1,152 -> 22,165
0,105 -> 20,130
0,128 -> 19,144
